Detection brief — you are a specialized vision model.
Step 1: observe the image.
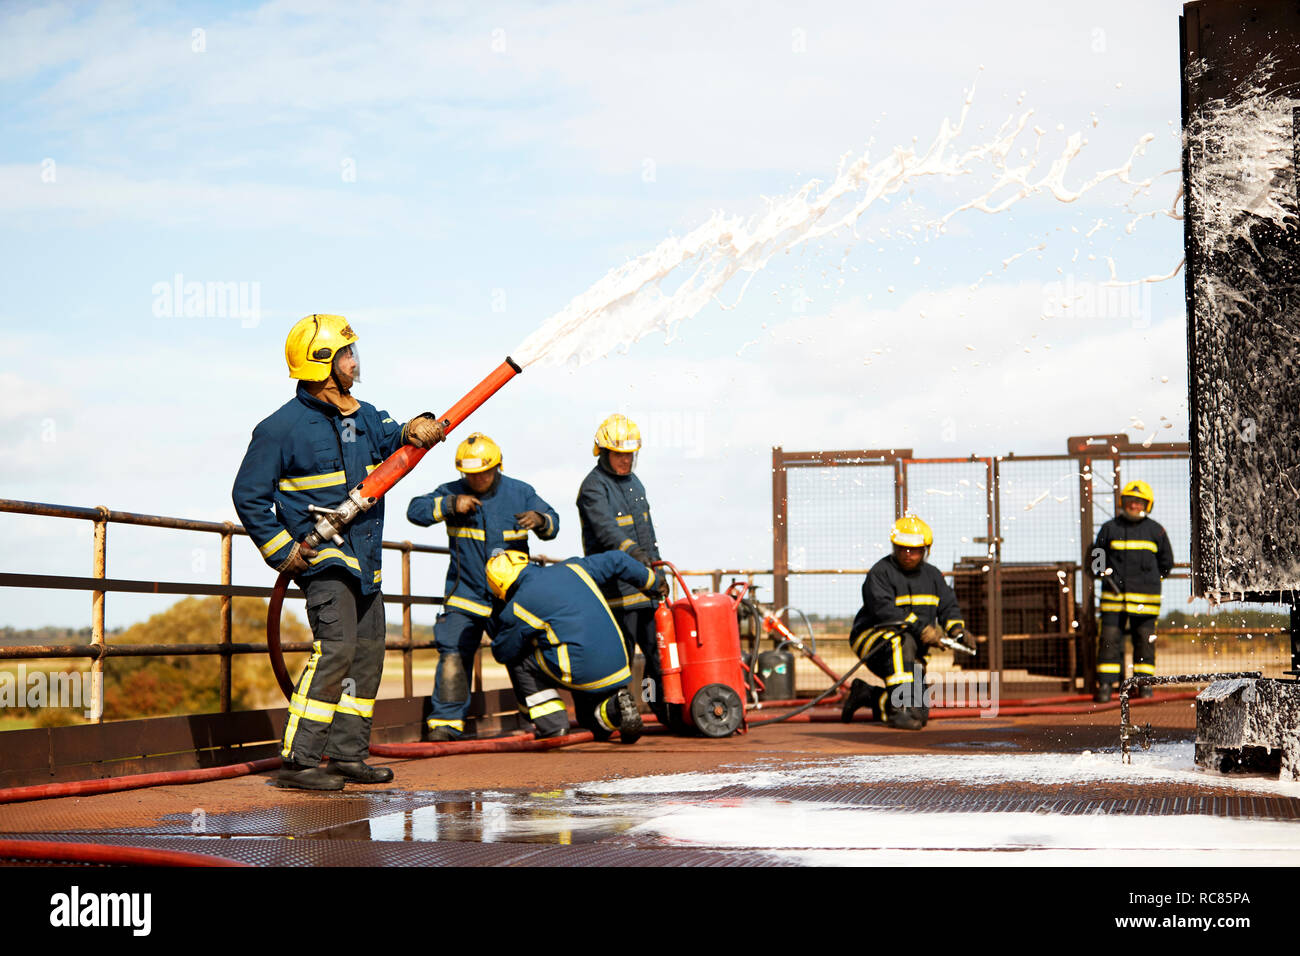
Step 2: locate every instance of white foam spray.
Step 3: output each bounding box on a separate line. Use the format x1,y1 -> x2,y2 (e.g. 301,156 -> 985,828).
514,76 -> 1166,369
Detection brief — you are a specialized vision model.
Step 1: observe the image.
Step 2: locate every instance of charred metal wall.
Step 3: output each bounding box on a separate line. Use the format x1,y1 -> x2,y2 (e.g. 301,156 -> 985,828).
1182,1 -> 1300,599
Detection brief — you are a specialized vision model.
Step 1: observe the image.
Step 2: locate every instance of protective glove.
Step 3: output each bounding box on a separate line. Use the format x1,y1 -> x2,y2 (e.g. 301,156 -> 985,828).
405,414 -> 446,448
514,511 -> 545,531
948,626 -> 977,652
276,540 -> 318,576
451,495 -> 481,515
628,545 -> 652,566
919,623 -> 947,648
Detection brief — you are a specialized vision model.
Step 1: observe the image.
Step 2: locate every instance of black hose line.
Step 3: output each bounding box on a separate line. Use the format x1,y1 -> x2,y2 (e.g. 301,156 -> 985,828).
747,656 -> 867,727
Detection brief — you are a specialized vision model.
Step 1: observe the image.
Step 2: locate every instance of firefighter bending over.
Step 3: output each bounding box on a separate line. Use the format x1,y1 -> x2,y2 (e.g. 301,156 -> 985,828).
577,414 -> 668,715
406,433 -> 560,741
233,314 -> 445,790
840,515 -> 976,730
484,550 -> 658,743
1092,480 -> 1174,702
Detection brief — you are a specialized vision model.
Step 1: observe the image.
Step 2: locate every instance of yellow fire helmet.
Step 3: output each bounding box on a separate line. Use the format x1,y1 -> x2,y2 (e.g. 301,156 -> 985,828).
890,515 -> 934,549
285,314 -> 358,382
455,433 -> 503,474
486,549 -> 530,601
1120,479 -> 1155,513
593,414 -> 642,456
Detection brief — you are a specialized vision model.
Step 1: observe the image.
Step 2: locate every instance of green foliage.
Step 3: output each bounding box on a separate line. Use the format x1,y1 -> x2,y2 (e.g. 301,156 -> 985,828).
102,597 -> 311,720
0,625 -> 97,647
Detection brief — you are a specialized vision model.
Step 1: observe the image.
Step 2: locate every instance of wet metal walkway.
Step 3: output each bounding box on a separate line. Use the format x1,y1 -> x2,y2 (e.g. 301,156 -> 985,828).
4,703 -> 1299,865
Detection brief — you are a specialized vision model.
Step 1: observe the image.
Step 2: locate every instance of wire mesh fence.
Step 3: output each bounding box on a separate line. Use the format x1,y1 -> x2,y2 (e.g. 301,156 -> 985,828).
768,436 -> 1292,697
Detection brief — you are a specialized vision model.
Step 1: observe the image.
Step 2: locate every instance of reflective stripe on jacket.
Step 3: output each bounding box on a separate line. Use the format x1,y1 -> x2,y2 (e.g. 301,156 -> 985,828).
232,384 -> 407,594
577,465 -> 659,610
406,475 -> 560,617
1094,516 -> 1173,616
850,555 -> 965,643
491,552 -> 656,690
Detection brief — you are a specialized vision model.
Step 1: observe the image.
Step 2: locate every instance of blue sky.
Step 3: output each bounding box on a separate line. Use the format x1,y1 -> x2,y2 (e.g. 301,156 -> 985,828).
1,0 -> 1192,628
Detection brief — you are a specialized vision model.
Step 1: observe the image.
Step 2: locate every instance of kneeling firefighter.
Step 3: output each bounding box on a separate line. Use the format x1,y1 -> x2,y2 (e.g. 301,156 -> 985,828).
232,314 -> 445,790
406,433 -> 560,740
840,515 -> 975,730
484,550 -> 660,743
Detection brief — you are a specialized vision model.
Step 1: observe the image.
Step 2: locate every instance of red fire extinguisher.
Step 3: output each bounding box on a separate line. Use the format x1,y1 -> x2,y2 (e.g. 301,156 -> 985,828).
653,561 -> 750,737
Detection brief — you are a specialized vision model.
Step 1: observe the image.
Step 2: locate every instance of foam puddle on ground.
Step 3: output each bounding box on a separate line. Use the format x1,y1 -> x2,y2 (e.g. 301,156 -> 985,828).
634,806 -> 1300,865
580,741 -> 1300,796
568,742 -> 1300,863
347,744 -> 1300,861
585,738 -> 1300,801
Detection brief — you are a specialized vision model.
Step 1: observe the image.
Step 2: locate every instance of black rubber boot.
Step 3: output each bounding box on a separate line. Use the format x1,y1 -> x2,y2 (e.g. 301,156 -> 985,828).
1094,682 -> 1114,704
326,759 -> 394,784
1137,684 -> 1155,699
887,706 -> 926,731
423,725 -> 462,743
840,678 -> 874,723
273,762 -> 346,791
614,687 -> 643,745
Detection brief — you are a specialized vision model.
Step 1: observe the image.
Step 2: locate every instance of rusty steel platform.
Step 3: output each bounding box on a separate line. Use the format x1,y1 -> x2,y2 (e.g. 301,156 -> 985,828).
4,703 -> 1299,866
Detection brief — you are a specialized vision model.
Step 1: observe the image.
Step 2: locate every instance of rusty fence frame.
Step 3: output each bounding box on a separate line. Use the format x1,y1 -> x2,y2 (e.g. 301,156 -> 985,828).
0,498 -> 450,723
768,434 -> 1196,692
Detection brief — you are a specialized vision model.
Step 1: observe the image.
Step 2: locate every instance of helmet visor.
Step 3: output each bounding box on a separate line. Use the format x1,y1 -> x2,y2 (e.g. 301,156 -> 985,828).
333,344 -> 360,385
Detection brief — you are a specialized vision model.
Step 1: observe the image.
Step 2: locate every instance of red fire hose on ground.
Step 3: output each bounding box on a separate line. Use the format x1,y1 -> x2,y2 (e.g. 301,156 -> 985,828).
0,840 -> 251,867
0,691 -> 1189,806
267,357 -> 523,698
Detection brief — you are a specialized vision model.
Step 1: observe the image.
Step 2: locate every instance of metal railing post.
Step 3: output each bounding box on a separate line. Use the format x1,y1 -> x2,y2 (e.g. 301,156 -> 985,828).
987,459 -> 1003,680
219,525 -> 233,712
772,447 -> 789,626
401,541 -> 413,699
91,507 -> 108,723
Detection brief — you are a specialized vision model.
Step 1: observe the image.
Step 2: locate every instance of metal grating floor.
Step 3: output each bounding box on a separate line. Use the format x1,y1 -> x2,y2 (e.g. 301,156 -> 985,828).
6,772 -> 1300,866
0,832 -> 797,867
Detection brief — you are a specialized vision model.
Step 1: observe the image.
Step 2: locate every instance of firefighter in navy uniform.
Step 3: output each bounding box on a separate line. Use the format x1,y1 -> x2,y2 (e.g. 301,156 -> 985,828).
1093,480 -> 1174,702
406,433 -> 560,740
484,549 -> 658,742
576,414 -> 668,714
839,515 -> 975,730
233,314 -> 445,790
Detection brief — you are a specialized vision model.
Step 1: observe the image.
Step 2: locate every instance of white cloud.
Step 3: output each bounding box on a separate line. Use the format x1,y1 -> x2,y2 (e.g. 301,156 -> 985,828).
0,164 -> 441,236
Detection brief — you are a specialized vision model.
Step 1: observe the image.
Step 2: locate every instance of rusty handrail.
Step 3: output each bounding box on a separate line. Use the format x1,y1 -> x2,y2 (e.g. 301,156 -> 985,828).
0,499 -> 450,554
0,639 -> 439,660
0,498 -> 450,724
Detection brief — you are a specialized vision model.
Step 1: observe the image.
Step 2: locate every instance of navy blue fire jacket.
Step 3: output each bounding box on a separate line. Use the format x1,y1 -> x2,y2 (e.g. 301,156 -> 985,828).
406,475 -> 560,618
232,384 -> 413,594
577,465 -> 661,611
491,552 -> 658,691
850,555 -> 966,643
1094,515 -> 1174,616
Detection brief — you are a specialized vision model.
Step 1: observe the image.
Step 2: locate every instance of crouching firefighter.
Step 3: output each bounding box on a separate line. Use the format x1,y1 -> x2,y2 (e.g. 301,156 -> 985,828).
232,314 -> 445,791
839,515 -> 976,730
484,550 -> 660,743
1093,480 -> 1174,703
406,432 -> 560,740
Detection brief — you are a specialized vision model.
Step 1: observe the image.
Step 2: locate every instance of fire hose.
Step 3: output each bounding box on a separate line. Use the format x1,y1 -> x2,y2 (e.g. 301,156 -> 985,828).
267,356 -> 523,699
0,840 -> 251,867
746,617 -> 975,727
0,690 -> 1190,806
